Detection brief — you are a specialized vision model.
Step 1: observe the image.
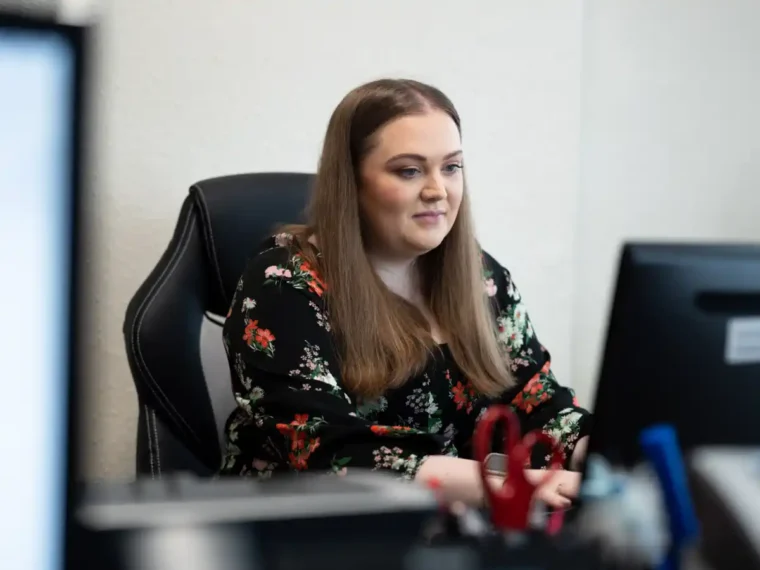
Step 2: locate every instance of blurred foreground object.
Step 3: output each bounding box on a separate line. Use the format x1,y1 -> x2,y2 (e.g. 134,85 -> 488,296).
473,404 -> 566,533
0,0 -> 57,18
576,455 -> 670,569
57,0 -> 99,24
689,448 -> 760,569
639,425 -> 700,570
72,471 -> 437,570
576,424 -> 701,570
0,12 -> 87,570
73,471 -> 611,570
0,0 -> 98,23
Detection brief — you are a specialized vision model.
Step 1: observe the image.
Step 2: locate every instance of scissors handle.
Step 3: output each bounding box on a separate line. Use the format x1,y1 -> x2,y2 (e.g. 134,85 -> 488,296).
474,405 -> 566,531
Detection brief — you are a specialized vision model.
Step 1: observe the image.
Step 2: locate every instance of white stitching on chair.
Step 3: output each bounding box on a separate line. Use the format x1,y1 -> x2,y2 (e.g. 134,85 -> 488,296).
190,184 -> 227,307
150,408 -> 162,477
130,214 -> 202,443
144,404 -> 156,479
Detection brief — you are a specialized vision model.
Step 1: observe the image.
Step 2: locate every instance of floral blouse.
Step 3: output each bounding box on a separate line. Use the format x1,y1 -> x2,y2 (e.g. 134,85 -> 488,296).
219,234 -> 592,480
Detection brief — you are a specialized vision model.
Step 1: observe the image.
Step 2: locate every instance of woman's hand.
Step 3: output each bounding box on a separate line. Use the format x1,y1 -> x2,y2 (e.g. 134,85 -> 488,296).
415,456 -> 584,510
525,469 -> 581,509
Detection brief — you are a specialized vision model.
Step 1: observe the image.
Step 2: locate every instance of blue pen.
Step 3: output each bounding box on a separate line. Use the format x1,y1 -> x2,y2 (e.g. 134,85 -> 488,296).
639,425 -> 700,570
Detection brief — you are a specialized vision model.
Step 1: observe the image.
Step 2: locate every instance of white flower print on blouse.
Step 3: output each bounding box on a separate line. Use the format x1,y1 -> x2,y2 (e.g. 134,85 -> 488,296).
309,300 -> 331,331
273,232 -> 293,248
233,353 -> 252,390
356,396 -> 388,420
372,446 -> 425,480
543,409 -> 583,448
406,388 -> 439,416
288,341 -> 350,403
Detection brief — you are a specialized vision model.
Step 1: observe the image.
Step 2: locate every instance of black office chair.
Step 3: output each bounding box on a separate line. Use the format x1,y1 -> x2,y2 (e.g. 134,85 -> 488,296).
123,172 -> 313,477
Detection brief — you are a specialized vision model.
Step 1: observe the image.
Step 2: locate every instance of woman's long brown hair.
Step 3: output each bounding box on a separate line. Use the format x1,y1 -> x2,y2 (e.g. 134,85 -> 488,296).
285,78 -> 513,400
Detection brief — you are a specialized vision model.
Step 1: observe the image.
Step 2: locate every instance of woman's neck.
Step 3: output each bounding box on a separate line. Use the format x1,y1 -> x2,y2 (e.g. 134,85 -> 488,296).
368,252 -> 444,343
367,254 -> 421,303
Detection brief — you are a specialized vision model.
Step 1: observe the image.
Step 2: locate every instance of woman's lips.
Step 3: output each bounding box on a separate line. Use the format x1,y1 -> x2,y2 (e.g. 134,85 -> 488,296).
413,211 -> 445,225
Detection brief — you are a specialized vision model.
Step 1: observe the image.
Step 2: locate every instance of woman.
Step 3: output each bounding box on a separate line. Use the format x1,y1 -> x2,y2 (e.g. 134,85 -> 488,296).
220,78 -> 592,508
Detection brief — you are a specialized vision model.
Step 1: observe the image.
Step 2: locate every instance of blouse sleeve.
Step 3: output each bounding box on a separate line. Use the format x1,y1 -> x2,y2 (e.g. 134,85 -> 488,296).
219,244 -> 446,480
472,252 -> 593,469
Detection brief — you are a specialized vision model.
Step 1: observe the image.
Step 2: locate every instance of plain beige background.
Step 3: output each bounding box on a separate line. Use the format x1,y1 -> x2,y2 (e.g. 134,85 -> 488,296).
75,0 -> 760,480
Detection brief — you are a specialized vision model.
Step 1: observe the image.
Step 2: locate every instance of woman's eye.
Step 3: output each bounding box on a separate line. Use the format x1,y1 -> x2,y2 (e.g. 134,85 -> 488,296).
397,167 -> 421,179
443,163 -> 463,174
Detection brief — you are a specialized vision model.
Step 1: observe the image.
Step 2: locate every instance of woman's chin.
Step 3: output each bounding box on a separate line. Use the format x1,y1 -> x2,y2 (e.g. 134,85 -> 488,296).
399,225 -> 451,256
408,236 -> 447,255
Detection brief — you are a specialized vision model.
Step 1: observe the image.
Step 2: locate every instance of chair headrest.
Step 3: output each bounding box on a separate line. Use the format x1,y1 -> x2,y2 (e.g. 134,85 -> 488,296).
191,172 -> 313,316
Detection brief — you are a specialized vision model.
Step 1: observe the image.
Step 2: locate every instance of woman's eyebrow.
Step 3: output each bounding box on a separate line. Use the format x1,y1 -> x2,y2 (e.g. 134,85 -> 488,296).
385,149 -> 463,164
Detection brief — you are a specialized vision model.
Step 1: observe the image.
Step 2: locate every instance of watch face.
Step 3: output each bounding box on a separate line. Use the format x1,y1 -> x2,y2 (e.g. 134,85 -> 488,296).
484,453 -> 507,476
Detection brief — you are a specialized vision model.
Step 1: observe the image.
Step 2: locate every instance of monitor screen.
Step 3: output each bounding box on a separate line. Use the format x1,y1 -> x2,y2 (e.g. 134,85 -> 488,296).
0,18 -> 80,570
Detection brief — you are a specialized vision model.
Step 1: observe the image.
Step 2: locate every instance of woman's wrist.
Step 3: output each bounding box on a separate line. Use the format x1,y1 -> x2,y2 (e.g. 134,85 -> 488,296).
416,455 -> 497,507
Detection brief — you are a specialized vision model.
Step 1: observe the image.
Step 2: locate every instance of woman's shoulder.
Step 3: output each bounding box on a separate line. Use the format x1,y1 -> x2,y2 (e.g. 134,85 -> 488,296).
480,248 -> 511,293
241,232 -> 326,298
480,249 -> 505,273
244,232 -> 306,270
248,232 -> 298,261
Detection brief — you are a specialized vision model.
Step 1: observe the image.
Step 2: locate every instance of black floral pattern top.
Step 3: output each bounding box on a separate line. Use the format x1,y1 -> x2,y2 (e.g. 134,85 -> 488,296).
220,234 -> 592,479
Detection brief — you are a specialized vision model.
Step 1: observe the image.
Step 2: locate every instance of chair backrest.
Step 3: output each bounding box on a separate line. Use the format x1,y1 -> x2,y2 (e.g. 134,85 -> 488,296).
123,172 -> 314,471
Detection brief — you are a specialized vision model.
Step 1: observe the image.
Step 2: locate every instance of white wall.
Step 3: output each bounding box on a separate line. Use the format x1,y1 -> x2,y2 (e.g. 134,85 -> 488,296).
81,0 -> 760,479
82,0 -> 584,479
574,0 -> 760,405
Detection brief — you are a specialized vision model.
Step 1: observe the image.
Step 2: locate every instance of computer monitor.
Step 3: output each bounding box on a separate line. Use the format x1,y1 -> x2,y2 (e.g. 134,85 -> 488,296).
588,243 -> 760,469
0,13 -> 86,570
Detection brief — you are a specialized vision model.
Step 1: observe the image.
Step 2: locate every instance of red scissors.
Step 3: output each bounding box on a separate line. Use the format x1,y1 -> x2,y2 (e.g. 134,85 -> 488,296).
474,404 -> 566,533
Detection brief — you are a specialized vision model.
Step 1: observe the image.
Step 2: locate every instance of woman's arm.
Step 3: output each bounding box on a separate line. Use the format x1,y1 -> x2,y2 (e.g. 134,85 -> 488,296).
415,456 -> 492,505
473,252 -> 593,470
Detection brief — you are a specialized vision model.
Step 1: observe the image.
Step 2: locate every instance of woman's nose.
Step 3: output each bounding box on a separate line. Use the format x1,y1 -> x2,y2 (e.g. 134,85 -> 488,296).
420,176 -> 447,202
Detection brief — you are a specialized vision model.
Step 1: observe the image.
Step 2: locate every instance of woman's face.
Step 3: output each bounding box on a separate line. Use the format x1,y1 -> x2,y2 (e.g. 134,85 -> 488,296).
358,109 -> 464,261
